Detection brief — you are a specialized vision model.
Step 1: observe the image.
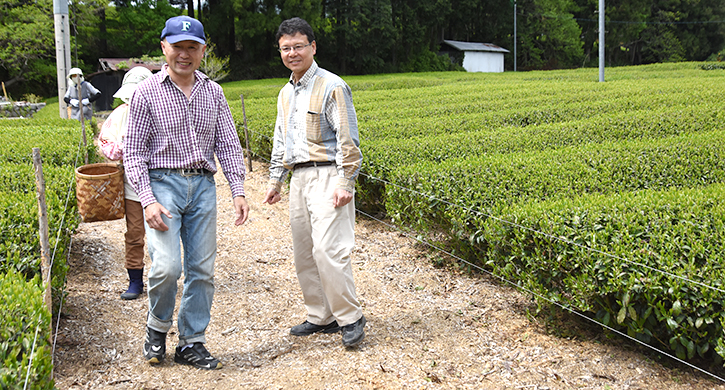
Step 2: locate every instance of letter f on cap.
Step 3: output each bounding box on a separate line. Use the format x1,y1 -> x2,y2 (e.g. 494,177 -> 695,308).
182,21 -> 191,31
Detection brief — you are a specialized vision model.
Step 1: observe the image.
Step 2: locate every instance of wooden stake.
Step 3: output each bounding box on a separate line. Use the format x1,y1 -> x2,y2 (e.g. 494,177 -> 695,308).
32,148 -> 53,317
240,94 -> 253,172
2,81 -> 7,101
77,83 -> 88,164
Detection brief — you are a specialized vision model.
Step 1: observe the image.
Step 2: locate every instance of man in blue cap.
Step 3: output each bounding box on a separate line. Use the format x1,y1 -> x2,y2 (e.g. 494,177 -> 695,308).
124,15 -> 249,370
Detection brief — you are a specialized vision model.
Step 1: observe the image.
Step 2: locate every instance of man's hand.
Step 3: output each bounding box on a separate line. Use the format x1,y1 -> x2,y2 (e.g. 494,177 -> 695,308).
145,202 -> 172,231
333,188 -> 353,208
263,188 -> 281,205
233,196 -> 249,226
69,99 -> 79,107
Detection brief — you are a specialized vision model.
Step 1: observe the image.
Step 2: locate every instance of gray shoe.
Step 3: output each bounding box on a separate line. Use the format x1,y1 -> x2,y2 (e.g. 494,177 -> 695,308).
341,316 -> 366,347
290,320 -> 341,336
174,343 -> 222,370
143,326 -> 166,364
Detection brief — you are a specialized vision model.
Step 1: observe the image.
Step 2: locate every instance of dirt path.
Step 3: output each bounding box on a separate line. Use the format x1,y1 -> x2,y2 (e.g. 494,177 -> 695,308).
53,162 -> 722,389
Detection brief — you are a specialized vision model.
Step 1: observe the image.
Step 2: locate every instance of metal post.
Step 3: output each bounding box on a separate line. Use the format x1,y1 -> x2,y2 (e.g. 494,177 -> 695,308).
514,0 -> 517,72
54,0 -> 71,118
599,0 -> 605,82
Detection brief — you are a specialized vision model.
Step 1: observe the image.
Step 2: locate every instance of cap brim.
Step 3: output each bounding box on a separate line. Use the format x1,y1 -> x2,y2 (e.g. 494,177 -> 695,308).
165,34 -> 206,45
113,84 -> 136,101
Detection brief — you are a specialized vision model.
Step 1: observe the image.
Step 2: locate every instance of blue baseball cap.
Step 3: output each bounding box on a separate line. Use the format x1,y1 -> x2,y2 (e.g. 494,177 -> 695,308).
161,16 -> 206,45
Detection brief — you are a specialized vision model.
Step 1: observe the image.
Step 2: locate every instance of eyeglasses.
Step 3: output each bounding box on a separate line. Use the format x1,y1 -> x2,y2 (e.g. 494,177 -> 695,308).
278,42 -> 312,54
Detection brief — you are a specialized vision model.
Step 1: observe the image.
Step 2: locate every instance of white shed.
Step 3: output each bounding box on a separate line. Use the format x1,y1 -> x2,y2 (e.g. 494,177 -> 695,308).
442,40 -> 509,73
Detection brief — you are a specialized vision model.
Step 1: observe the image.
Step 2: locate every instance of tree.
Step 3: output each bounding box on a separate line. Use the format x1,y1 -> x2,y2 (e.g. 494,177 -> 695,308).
391,0 -> 453,71
104,0 -> 181,57
516,0 -> 584,69
322,0 -> 397,74
0,0 -> 56,94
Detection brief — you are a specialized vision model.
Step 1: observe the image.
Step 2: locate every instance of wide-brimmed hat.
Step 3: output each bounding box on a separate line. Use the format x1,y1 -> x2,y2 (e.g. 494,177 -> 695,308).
113,67 -> 153,102
67,67 -> 83,79
160,16 -> 205,45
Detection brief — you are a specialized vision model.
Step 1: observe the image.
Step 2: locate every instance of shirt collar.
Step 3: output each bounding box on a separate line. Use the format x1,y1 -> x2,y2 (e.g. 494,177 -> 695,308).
157,64 -> 209,86
289,61 -> 318,87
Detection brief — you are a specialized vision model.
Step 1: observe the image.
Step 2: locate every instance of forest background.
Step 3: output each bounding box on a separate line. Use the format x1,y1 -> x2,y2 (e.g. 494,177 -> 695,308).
3,0 -> 725,99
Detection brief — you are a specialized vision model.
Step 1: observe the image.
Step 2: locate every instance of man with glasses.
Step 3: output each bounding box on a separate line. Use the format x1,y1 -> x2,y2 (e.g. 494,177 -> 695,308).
263,17 -> 366,347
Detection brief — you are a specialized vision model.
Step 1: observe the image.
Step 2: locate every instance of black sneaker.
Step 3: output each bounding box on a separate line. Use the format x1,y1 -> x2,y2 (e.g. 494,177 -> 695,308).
143,326 -> 167,364
174,343 -> 222,370
341,316 -> 366,347
290,320 -> 341,336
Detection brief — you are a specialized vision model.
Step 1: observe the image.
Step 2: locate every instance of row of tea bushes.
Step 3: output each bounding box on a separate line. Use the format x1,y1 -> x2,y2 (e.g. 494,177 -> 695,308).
0,111 -> 90,388
0,270 -> 54,389
454,183 -> 725,363
229,62 -> 725,365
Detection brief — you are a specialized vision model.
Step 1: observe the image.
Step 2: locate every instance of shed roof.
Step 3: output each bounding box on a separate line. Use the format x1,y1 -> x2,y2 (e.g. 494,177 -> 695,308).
97,58 -> 164,73
442,40 -> 509,53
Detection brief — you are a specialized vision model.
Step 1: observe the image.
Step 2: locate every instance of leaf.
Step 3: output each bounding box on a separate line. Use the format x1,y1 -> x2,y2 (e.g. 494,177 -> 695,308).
617,307 -> 627,324
628,306 -> 638,322
672,300 -> 682,316
666,318 -> 678,330
622,292 -> 630,307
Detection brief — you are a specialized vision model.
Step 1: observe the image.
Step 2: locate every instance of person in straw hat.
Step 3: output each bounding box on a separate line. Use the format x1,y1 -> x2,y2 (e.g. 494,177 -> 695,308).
98,66 -> 154,301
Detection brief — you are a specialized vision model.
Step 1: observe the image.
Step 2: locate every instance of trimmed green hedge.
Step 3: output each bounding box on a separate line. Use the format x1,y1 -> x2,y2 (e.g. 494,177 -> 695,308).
0,105 -> 91,387
0,270 -> 54,389
457,184 -> 725,363
230,62 -> 725,366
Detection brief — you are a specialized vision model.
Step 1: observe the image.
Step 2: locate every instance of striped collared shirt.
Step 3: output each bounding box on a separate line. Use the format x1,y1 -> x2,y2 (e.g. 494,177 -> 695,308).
125,64 -> 246,207
269,61 -> 363,193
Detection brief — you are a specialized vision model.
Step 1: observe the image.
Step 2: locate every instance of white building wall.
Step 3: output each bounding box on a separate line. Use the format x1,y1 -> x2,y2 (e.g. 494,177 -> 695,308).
462,52 -> 505,73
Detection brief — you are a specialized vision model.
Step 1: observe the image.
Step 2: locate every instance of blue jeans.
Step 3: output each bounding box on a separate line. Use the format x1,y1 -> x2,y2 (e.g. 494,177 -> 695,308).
145,169 -> 217,347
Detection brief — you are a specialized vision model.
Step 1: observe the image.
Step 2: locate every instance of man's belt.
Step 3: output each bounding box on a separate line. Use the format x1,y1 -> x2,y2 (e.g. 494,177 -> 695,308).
153,168 -> 209,176
293,161 -> 334,170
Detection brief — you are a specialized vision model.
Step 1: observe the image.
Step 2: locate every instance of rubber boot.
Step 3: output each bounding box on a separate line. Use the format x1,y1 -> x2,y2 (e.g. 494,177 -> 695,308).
121,268 -> 144,300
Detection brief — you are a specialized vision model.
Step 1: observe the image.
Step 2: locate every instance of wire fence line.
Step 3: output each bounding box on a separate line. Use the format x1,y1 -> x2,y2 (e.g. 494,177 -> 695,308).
244,127 -> 724,380
23,313 -> 44,390
48,132 -> 87,370
244,127 -> 723,294
38,125 -> 721,380
355,207 -> 725,383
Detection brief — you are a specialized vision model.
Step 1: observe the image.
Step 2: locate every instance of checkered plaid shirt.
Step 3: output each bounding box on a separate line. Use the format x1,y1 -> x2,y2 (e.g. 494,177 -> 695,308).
125,64 -> 246,207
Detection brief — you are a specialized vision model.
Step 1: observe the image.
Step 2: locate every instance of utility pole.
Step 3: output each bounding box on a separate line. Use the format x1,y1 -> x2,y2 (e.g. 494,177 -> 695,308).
599,0 -> 605,82
513,0 -> 517,72
54,0 -> 72,118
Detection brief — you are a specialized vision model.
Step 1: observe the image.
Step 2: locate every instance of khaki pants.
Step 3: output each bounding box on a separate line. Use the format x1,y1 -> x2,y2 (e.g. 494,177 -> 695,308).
289,165 -> 361,327
124,199 -> 146,270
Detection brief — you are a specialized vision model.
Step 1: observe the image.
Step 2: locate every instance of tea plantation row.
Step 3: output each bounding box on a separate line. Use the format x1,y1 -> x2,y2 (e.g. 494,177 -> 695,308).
0,114 -> 96,389
226,62 -> 725,367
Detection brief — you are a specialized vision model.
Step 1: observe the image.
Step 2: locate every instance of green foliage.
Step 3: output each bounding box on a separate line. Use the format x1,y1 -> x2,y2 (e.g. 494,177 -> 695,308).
0,110 -> 89,312
229,62 -> 725,366
517,0 -> 585,69
0,0 -> 55,84
201,42 -> 230,82
103,0 -> 181,57
0,270 -> 54,390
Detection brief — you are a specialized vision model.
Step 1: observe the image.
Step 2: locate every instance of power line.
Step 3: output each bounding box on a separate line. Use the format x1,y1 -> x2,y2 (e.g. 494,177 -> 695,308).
355,207 -> 725,384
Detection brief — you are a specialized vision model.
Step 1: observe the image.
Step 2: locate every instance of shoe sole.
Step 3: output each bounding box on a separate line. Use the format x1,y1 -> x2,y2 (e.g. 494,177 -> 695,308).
147,356 -> 163,364
290,324 -> 341,336
174,355 -> 223,370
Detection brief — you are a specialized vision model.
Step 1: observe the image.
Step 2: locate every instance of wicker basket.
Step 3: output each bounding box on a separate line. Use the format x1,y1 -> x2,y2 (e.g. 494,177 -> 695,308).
75,163 -> 125,222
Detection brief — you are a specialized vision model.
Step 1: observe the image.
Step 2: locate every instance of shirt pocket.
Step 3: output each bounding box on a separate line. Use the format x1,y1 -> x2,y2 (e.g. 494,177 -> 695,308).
306,111 -> 322,141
